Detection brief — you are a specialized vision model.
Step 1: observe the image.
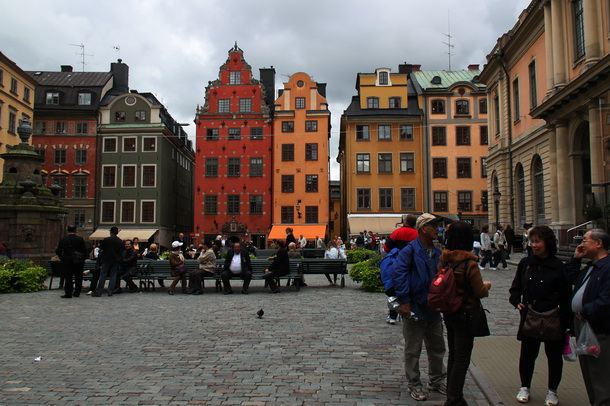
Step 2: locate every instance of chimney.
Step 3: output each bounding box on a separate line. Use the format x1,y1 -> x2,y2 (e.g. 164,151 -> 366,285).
317,83 -> 327,98
259,66 -> 276,116
61,65 -> 73,72
398,64 -> 421,74
468,64 -> 480,70
110,59 -> 129,93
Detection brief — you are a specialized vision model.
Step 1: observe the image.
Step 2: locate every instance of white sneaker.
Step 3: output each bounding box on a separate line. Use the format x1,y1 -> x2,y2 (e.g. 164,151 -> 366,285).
544,390 -> 558,406
479,265 -> 485,271
386,316 -> 397,324
516,387 -> 530,403
490,267 -> 497,271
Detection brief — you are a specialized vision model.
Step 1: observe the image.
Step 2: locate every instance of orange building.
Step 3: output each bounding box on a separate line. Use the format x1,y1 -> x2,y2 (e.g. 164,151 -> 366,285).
268,73 -> 330,243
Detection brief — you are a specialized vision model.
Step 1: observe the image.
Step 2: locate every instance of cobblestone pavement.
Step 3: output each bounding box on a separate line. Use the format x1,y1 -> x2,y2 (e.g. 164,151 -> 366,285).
0,259 -> 524,406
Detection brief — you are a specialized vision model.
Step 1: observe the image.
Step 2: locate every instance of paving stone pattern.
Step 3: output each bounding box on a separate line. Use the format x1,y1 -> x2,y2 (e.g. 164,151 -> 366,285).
0,258 -> 524,406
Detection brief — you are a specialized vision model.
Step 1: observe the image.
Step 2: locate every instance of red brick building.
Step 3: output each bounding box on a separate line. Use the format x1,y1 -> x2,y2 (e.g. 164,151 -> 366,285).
194,43 -> 275,248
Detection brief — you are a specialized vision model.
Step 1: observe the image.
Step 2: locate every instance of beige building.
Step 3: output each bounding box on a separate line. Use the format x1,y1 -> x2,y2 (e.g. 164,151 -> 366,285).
481,0 -> 610,244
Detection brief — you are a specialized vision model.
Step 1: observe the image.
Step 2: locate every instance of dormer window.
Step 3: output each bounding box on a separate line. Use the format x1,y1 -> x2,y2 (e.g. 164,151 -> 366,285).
378,71 -> 388,85
78,92 -> 92,105
46,92 -> 59,105
431,76 -> 442,85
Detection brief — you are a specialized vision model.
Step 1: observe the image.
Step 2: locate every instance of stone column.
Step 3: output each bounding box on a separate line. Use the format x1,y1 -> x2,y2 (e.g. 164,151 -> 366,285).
543,0 -> 555,94
548,125 -> 559,224
556,121 -> 572,225
583,0 -> 602,65
551,0 -> 567,87
589,99 -> 604,205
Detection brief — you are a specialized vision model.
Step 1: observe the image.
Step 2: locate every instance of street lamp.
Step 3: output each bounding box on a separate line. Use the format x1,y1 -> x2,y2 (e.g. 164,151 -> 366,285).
493,189 -> 502,230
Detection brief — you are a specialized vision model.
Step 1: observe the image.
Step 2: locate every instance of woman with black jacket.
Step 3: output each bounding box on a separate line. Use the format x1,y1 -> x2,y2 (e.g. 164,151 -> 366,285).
509,225 -> 572,406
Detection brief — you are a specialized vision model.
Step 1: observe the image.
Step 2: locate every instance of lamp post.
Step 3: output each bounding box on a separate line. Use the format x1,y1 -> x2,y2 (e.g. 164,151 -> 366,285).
493,189 -> 502,230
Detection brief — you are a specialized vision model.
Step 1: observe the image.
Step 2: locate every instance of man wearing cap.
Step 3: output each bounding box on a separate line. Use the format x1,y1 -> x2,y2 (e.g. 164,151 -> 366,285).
94,226 -> 124,297
392,213 -> 447,401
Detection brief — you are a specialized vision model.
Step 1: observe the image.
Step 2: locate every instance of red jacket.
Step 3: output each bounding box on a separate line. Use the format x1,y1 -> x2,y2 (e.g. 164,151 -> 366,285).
384,226 -> 418,252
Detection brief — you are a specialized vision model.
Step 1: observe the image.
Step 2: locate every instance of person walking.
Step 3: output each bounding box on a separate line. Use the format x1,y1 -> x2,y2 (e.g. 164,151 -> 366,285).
441,221 -> 491,406
94,226 -> 124,297
479,225 -> 493,270
509,226 -> 571,406
492,225 -> 508,270
392,213 -> 447,401
55,225 -> 87,298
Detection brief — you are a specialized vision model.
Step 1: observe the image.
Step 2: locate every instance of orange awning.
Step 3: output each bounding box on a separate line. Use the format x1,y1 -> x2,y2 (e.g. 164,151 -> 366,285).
268,225 -> 327,241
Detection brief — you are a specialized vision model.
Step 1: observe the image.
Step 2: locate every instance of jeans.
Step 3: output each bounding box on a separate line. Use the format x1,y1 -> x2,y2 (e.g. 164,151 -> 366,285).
402,317 -> 446,389
444,313 -> 474,406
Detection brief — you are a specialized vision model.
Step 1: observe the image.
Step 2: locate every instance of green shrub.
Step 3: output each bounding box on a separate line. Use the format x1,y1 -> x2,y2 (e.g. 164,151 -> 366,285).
349,259 -> 384,292
0,269 -> 14,293
0,259 -> 47,294
346,248 -> 376,264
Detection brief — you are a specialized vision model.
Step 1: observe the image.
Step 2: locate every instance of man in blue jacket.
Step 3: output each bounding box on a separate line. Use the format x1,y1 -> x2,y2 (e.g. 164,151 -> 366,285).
393,213 -> 446,401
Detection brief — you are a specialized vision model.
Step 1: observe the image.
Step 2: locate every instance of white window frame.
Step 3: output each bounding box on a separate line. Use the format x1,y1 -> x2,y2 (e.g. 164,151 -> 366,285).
103,137 -> 118,153
100,200 -> 116,224
120,200 -> 137,224
78,92 -> 92,106
142,136 -> 156,152
122,164 -> 137,188
101,165 -> 117,188
140,200 -> 156,223
141,164 -> 156,188
123,136 -> 137,153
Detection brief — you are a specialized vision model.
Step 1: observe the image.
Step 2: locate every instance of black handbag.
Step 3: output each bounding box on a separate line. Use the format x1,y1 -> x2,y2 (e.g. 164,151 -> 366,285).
465,305 -> 490,337
522,305 -> 563,341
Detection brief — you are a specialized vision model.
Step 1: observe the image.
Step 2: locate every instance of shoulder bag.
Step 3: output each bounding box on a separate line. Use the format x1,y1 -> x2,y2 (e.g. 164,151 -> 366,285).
521,264 -> 563,341
461,261 -> 490,337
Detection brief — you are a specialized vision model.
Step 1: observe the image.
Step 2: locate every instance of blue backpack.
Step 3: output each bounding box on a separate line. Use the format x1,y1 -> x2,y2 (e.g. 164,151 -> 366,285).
380,248 -> 401,293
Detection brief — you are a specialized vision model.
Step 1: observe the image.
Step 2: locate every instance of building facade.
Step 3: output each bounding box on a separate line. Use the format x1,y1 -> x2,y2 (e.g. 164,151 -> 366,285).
481,0 -> 610,244
268,72 -> 330,243
194,44 -> 275,248
338,65 -> 425,238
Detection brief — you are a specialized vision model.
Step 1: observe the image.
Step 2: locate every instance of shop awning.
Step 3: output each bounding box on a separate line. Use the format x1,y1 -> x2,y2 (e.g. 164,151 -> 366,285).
268,224 -> 328,241
89,228 -> 158,241
347,215 -> 403,236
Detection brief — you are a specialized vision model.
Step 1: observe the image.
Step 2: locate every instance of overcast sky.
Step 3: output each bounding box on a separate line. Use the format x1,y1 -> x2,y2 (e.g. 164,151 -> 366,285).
2,0 -> 531,180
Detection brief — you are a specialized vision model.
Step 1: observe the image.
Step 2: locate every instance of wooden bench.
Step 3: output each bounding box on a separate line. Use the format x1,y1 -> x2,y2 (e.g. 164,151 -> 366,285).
300,258 -> 348,287
301,248 -> 326,258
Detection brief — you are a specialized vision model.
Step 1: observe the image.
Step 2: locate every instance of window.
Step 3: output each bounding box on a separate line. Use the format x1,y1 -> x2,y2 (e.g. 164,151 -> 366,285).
115,111 -> 126,121
135,110 -> 146,121
400,125 -> 413,140
379,188 -> 393,210
357,188 -> 371,210
434,191 -> 448,212
305,206 -> 318,223
401,188 -> 416,210
455,100 -> 470,115
378,125 -> 391,140
227,195 -> 240,214
78,92 -> 92,105
143,137 -> 156,151
10,78 -> 18,94
494,95 -> 500,135
250,195 -> 263,214
205,157 -> 218,177
356,125 -> 370,140
0,69 -> 2,85
55,121 -> 66,134
305,143 -> 318,160
534,156 -> 545,224
23,87 -> 31,103
457,158 -> 471,178
378,71 -> 389,85
46,92 -> 59,105
295,97 -> 306,109
480,126 -> 488,145
73,210 -> 86,228
433,158 -> 447,178
432,127 -> 446,145
122,165 -> 136,187
479,98 -> 488,114
204,195 -> 218,215
239,98 -> 252,112
282,121 -> 294,132
228,128 -> 241,140
305,175 -> 318,192
456,191 -> 472,212
104,138 -> 117,152
35,121 -> 47,134
390,97 -> 401,108
431,99 -> 445,114
206,128 -> 219,140
482,190 -> 489,212
101,201 -> 115,223
517,165 -> 526,222
123,137 -> 136,152
141,201 -> 155,223
378,153 -> 392,173
456,126 -> 471,145
121,201 -> 136,223
573,0 -> 585,60
513,78 -> 520,121
218,99 -> 230,113
76,122 -> 88,134
529,61 -> 537,109
102,166 -> 116,187
8,110 -> 16,133
72,177 -> 88,199
282,175 -> 294,193
367,97 -> 379,109
481,157 -> 487,178
228,158 -> 240,176
54,149 -> 66,165
53,176 -> 67,198
75,149 -> 87,165
229,71 -> 240,85
305,120 -> 317,132
356,153 -> 370,173
250,127 -> 263,139
400,153 -> 414,173
250,157 -> 263,176
142,165 -> 156,187
281,206 -> 294,223
282,144 -> 294,161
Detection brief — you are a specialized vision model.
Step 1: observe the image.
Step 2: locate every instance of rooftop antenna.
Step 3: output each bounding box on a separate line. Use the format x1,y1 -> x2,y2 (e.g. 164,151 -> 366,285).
442,10 -> 454,70
113,45 -> 121,59
69,43 -> 93,72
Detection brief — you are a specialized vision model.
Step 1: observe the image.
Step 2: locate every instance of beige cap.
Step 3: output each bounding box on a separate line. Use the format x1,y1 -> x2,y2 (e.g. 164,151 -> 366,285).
416,213 -> 443,230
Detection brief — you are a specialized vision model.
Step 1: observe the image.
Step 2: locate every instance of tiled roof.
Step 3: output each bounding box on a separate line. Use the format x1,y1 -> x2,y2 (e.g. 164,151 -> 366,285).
411,70 -> 485,91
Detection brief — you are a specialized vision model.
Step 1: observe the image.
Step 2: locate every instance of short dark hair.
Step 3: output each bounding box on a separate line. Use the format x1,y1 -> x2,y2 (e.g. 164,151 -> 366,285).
445,221 -> 474,251
481,225 -> 489,233
203,240 -> 213,249
67,225 -> 77,233
589,228 -> 610,250
406,214 -> 417,227
528,225 -> 557,255
276,240 -> 285,249
124,239 -> 133,245
110,226 -> 119,235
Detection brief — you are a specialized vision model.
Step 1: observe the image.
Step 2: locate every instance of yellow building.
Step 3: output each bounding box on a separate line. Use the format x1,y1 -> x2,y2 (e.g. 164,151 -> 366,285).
0,52 -> 36,182
339,65 -> 425,238
268,72 -> 330,242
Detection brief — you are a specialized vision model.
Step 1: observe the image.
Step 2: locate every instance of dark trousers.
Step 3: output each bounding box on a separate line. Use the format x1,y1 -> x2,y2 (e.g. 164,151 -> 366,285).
189,269 -> 215,292
63,262 -> 84,297
444,314 -> 474,406
221,270 -> 252,292
262,271 -> 280,291
575,318 -> 610,405
480,250 -> 492,268
492,248 -> 507,268
518,336 -> 563,390
96,262 -> 118,295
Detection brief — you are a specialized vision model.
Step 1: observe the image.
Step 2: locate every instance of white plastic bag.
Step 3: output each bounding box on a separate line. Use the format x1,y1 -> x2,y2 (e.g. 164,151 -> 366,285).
575,320 -> 601,358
